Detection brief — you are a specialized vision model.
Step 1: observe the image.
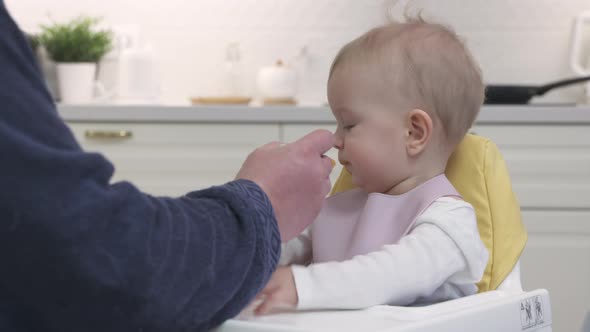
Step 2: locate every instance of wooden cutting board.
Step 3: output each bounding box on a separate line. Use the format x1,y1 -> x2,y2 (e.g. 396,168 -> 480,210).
190,96 -> 252,105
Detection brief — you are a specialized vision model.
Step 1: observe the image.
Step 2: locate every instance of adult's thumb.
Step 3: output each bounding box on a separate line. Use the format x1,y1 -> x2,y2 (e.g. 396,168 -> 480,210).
294,129 -> 334,155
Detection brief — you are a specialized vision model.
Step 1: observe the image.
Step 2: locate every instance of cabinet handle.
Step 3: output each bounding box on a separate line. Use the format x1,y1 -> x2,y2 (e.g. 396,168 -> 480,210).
85,130 -> 133,139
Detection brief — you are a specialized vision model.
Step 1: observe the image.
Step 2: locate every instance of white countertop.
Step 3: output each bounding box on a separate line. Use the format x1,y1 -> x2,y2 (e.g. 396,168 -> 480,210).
57,104 -> 590,124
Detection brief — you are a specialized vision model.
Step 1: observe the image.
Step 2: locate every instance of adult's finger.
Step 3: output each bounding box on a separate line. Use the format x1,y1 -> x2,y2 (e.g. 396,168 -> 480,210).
258,141 -> 282,150
294,129 -> 334,155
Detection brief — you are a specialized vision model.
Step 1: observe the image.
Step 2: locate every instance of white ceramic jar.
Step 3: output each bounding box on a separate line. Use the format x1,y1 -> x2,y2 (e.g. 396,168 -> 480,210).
256,60 -> 298,102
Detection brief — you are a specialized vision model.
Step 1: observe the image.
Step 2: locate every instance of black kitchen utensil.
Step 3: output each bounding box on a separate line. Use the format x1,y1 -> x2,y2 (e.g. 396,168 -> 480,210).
485,75 -> 590,104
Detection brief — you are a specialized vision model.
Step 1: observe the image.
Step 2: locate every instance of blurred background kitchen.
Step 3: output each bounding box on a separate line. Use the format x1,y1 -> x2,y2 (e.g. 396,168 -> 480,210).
4,1 -> 590,332
6,0 -> 590,105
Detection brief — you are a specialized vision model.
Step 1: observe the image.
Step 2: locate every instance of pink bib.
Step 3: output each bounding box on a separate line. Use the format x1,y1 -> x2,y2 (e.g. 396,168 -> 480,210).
311,174 -> 460,263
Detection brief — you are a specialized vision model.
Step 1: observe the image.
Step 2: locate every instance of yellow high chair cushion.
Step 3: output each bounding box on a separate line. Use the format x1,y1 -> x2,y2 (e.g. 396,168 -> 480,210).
330,134 -> 527,292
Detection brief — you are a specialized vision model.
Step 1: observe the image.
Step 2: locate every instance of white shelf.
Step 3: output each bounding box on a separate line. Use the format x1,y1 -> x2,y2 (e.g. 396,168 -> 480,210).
57,104 -> 590,124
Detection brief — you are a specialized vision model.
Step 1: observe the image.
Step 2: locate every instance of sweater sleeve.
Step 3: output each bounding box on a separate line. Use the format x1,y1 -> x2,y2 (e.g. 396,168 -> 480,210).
0,4 -> 280,331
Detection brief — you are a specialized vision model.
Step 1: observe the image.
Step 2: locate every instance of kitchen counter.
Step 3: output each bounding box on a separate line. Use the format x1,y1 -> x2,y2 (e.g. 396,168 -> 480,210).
58,104 -> 590,124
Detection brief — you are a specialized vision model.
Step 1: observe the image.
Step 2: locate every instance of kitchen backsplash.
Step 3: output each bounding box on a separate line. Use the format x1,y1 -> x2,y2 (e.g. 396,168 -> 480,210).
6,0 -> 590,105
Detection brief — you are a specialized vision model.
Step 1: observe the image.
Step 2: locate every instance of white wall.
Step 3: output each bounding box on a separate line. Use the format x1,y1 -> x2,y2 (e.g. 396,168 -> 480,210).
5,0 -> 590,105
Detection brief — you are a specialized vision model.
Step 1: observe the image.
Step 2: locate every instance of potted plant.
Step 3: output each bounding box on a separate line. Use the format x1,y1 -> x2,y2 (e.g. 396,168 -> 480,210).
39,16 -> 112,104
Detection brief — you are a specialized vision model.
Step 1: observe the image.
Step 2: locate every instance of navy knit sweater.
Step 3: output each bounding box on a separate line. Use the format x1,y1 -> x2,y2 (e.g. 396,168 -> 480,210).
0,2 -> 281,331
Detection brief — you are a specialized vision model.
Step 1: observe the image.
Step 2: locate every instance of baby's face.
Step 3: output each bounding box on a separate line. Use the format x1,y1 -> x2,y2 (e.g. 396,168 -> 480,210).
327,64 -> 412,194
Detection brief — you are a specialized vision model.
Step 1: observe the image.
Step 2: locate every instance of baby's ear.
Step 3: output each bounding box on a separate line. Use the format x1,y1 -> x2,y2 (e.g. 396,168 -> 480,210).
405,109 -> 433,156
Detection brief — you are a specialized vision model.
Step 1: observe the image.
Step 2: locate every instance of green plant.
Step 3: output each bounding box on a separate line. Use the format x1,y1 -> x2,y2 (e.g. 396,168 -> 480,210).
39,16 -> 113,63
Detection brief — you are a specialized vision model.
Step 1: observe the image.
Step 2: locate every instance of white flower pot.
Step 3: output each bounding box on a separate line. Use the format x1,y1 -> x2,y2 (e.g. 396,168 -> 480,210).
56,63 -> 98,104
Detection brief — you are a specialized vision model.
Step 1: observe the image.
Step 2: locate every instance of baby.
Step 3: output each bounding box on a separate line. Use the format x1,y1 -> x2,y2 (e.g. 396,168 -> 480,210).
252,16 -> 489,314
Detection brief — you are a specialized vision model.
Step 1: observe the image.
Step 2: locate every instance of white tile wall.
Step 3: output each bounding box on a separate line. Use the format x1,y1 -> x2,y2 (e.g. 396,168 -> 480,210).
5,0 -> 590,105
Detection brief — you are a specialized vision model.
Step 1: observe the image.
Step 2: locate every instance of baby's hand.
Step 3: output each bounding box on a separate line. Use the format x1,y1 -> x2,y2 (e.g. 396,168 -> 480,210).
254,266 -> 298,315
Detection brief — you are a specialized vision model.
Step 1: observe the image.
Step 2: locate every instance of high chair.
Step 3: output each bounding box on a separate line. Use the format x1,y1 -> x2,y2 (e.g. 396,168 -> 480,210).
214,134 -> 552,332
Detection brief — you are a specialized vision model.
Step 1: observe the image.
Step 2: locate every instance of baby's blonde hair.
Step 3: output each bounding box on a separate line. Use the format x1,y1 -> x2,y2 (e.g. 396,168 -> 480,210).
329,15 -> 484,146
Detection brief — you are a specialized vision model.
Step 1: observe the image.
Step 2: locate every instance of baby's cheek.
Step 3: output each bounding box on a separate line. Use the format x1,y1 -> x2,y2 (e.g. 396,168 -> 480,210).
351,172 -> 369,190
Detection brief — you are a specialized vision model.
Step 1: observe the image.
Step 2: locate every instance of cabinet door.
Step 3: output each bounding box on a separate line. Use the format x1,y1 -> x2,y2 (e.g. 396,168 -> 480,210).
469,125 -> 590,332
520,210 -> 590,332
281,124 -> 342,186
68,122 -> 279,196
472,125 -> 590,209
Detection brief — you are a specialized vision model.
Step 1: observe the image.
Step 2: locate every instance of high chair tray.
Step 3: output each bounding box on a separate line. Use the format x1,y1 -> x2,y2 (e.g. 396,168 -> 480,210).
214,289 -> 551,332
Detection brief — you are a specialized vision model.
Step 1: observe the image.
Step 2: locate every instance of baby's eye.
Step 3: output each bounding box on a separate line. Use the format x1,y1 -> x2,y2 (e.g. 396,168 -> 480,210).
343,124 -> 356,131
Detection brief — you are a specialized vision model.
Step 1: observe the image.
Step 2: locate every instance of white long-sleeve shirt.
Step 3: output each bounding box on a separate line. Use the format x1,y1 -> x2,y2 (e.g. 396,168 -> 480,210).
280,197 -> 489,310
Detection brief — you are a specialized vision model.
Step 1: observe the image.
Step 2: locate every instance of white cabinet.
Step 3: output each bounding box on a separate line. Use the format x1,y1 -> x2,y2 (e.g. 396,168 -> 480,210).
520,210 -> 590,332
68,122 -> 279,196
471,125 -> 590,332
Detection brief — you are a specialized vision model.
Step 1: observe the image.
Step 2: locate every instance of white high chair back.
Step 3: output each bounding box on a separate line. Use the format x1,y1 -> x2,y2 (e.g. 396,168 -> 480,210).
496,261 -> 522,292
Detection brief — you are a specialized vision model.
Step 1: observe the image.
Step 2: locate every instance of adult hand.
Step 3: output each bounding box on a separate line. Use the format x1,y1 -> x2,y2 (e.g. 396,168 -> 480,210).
236,129 -> 334,241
